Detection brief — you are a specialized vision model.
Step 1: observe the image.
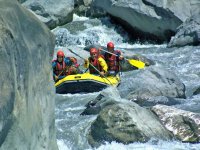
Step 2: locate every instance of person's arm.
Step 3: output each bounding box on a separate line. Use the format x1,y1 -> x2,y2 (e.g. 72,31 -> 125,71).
98,57 -> 108,73
84,58 -> 89,68
116,50 -> 124,60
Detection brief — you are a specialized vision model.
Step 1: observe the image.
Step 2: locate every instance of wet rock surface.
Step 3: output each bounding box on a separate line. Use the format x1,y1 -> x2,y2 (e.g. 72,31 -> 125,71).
168,13 -> 200,47
152,105 -> 200,142
88,101 -> 173,147
0,0 -> 57,149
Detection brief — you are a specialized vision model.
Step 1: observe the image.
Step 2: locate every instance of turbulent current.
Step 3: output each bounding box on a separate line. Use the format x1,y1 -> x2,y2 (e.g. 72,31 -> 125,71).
54,15 -> 200,150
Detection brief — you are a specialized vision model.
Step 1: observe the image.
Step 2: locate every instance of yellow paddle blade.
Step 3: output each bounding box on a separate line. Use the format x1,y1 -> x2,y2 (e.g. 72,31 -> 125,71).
127,59 -> 145,69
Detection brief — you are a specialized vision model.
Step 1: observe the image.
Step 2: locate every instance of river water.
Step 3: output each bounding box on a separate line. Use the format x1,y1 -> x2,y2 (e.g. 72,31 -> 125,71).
54,15 -> 200,150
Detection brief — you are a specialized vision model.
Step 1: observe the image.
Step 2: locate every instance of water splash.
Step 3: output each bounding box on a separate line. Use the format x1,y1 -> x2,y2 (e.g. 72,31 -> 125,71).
57,140 -> 71,150
53,16 -> 166,50
86,140 -> 200,150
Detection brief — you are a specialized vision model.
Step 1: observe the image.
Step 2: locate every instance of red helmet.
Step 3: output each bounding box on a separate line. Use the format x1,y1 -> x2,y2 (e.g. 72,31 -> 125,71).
107,42 -> 114,49
90,48 -> 98,55
57,50 -> 64,57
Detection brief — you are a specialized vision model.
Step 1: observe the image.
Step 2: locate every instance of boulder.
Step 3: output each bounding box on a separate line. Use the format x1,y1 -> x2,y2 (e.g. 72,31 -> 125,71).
92,0 -> 200,41
0,0 -> 57,149
88,102 -> 173,147
152,105 -> 200,142
81,87 -> 121,115
168,13 -> 200,47
73,0 -> 102,17
22,0 -> 74,29
136,96 -> 185,107
119,66 -> 186,102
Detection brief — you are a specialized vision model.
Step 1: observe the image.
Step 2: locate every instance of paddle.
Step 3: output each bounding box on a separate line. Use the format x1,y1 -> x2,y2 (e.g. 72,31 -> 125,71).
68,48 -> 113,85
100,48 -> 145,69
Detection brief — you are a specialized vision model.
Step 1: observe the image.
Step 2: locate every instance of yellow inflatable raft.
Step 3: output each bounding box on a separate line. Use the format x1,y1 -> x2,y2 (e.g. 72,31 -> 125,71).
55,73 -> 120,94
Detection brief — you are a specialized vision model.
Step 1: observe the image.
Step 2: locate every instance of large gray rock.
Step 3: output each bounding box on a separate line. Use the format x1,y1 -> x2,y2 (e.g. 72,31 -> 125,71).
73,0 -> 101,17
0,0 -> 57,149
88,102 -> 173,147
121,66 -> 186,103
137,96 -> 185,107
22,0 -> 74,29
168,13 -> 200,47
92,0 -> 200,41
143,0 -> 200,21
81,87 -> 121,115
152,105 -> 200,142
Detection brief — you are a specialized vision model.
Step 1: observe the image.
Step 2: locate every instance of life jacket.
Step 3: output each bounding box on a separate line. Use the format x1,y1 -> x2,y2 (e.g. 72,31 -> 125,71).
104,50 -> 121,72
88,56 -> 102,74
53,60 -> 67,76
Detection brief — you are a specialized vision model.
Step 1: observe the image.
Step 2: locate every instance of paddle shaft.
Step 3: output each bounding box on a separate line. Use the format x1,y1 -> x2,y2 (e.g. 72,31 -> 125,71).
100,48 -> 127,60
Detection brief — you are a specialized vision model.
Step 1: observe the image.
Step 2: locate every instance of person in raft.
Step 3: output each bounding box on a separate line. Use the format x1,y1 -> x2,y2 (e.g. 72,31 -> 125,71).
52,50 -> 79,82
84,48 -> 108,77
103,42 -> 124,76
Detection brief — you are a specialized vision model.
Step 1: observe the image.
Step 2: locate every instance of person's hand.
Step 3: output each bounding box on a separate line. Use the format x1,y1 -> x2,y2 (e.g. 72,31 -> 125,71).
68,66 -> 77,74
119,55 -> 124,60
99,71 -> 105,77
71,66 -> 77,72
55,75 -> 59,81
84,59 -> 88,64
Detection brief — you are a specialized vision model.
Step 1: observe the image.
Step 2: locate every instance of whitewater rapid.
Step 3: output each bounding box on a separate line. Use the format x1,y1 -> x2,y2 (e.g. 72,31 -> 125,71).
54,14 -> 200,150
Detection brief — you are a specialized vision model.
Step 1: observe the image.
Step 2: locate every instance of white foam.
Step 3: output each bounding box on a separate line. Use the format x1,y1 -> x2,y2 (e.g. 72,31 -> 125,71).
86,140 -> 200,150
57,140 -> 71,150
116,43 -> 167,49
73,14 -> 89,21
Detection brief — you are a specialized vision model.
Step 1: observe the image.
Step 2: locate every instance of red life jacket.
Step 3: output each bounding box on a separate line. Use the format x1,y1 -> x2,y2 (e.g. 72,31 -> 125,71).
53,60 -> 67,76
104,50 -> 121,72
88,56 -> 102,74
